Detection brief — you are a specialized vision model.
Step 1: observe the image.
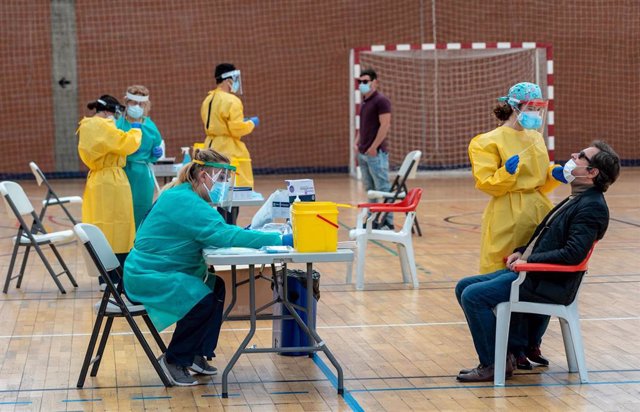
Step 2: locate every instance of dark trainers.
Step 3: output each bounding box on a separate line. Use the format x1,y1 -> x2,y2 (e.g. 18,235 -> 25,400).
516,353 -> 533,370
189,355 -> 218,375
158,354 -> 198,386
526,345 -> 550,366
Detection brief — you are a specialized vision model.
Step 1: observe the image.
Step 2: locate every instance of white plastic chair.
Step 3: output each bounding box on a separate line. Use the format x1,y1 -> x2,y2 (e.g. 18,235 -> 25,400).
29,162 -> 82,224
73,223 -> 171,388
348,188 -> 422,290
0,181 -> 77,294
494,244 -> 596,385
367,150 -> 422,235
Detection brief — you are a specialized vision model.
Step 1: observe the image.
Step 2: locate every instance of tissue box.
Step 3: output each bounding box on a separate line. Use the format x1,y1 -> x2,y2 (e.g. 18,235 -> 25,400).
286,179 -> 315,202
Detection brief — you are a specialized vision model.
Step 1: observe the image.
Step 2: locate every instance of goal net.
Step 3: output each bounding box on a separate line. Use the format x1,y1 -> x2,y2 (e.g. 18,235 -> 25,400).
350,43 -> 552,175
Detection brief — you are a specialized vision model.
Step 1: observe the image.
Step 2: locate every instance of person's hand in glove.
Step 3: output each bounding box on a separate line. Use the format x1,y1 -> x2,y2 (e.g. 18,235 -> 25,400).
152,146 -> 163,158
551,165 -> 568,183
249,116 -> 259,127
505,154 -> 520,175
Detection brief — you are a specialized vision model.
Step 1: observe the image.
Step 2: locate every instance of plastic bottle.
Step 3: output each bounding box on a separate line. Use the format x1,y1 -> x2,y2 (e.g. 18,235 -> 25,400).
181,147 -> 191,165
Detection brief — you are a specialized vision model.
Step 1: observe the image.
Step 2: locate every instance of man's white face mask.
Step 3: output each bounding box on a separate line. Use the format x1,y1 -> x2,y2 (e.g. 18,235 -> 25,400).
562,159 -> 591,183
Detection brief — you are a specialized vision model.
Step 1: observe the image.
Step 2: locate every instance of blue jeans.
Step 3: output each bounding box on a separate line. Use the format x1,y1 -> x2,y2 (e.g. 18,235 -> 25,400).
358,151 -> 393,227
455,270 -> 550,365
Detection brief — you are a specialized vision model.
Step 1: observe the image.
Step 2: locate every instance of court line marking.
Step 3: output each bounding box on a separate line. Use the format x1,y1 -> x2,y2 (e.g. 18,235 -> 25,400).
313,354 -> 364,412
1,316 -> 638,340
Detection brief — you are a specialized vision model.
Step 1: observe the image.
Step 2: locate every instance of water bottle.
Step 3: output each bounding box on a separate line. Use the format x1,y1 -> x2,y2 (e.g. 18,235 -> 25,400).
181,147 -> 191,165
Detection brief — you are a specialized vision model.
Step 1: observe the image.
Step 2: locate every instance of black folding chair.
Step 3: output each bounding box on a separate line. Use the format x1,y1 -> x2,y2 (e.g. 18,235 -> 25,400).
0,181 -> 77,294
29,161 -> 82,225
367,150 -> 422,236
73,223 -> 172,388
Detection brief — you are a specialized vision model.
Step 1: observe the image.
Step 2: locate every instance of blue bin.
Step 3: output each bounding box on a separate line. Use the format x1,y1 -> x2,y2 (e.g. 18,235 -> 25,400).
272,269 -> 320,356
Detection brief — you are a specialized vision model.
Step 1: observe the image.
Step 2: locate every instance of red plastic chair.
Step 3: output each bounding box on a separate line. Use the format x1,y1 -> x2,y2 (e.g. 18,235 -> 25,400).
348,188 -> 423,290
494,243 -> 597,385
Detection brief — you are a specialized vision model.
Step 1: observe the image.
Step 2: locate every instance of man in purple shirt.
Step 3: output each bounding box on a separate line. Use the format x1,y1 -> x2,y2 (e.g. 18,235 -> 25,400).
355,69 -> 393,229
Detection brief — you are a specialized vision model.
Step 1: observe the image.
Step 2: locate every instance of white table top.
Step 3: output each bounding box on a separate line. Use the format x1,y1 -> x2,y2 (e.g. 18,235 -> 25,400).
231,196 -> 265,207
203,248 -> 354,266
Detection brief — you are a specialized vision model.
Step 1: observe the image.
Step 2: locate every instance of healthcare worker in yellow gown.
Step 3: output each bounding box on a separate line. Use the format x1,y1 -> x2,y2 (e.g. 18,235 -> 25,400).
201,63 -> 259,188
77,95 -> 142,272
469,82 -> 568,370
469,82 -> 565,275
124,148 -> 293,386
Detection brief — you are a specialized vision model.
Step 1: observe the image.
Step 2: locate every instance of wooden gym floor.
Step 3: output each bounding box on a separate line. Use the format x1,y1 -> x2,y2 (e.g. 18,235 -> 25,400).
0,169 -> 639,411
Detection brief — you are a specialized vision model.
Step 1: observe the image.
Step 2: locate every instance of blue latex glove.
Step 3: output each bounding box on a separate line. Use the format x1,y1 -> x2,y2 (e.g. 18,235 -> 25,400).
249,116 -> 260,127
152,146 -> 163,158
505,154 -> 520,175
131,122 -> 142,129
281,233 -> 294,247
551,165 -> 568,183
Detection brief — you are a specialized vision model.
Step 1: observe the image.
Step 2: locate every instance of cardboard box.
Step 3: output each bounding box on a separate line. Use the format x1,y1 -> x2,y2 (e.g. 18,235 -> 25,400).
286,179 -> 315,203
214,264 -> 277,316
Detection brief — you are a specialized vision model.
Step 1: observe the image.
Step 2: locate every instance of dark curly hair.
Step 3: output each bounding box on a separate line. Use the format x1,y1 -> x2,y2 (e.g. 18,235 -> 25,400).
589,140 -> 620,192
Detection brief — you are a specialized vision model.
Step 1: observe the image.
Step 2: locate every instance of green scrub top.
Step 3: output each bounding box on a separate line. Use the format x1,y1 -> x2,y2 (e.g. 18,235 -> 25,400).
124,182 -> 281,331
116,116 -> 163,228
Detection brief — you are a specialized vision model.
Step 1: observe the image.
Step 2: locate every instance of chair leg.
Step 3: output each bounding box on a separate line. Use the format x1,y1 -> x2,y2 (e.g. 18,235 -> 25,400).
3,240 -> 21,293
355,236 -> 368,290
16,245 -> 31,289
32,244 -> 66,293
60,204 -> 78,225
121,309 -> 172,387
397,244 -> 410,284
77,312 -> 105,388
142,314 -> 167,352
559,318 -> 577,372
49,244 -> 78,287
401,240 -> 419,288
413,216 -> 422,237
90,316 -> 114,377
494,303 -> 512,386
566,315 -> 589,383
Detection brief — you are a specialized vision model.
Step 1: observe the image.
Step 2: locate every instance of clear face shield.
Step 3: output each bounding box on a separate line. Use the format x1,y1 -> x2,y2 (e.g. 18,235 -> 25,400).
514,99 -> 548,133
220,69 -> 242,95
199,161 -> 236,212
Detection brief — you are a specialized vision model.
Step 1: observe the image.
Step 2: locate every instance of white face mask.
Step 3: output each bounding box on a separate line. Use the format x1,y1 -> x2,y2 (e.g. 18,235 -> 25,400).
563,159 -> 591,183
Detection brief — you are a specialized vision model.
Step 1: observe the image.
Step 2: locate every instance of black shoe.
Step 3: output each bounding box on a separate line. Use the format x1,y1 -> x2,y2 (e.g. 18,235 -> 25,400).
526,346 -> 550,366
516,353 -> 533,370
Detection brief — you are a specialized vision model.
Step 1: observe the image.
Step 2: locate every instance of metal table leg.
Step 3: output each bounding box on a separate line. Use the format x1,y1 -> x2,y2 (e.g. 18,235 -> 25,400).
222,264 -> 257,398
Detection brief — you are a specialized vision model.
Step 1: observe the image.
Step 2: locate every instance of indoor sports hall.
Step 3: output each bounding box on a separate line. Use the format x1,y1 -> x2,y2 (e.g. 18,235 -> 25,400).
1,1 -> 639,411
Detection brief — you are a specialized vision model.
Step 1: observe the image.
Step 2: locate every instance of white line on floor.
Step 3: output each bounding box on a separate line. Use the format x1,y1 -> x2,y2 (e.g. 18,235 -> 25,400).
0,316 -> 638,340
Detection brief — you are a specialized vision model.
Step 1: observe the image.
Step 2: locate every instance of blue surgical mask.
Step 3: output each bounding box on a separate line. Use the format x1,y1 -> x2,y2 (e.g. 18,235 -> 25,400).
127,105 -> 144,119
359,83 -> 371,95
517,111 -> 542,129
231,80 -> 240,94
208,182 -> 228,203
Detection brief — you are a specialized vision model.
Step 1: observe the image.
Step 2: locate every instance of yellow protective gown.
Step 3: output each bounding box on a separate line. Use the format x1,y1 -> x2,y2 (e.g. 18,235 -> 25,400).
469,126 -> 560,274
77,117 -> 142,253
201,89 -> 255,185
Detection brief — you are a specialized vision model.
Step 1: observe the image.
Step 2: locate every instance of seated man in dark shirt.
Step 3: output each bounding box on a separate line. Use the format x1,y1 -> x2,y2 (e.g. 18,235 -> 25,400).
455,140 -> 621,382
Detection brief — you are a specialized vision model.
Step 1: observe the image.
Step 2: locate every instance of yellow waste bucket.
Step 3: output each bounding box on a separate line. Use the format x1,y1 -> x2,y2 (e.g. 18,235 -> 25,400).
231,157 -> 254,188
192,142 -> 205,156
291,202 -> 350,252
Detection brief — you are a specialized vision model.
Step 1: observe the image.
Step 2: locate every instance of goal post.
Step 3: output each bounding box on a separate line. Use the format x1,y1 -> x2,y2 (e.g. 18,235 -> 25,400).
349,42 -> 554,177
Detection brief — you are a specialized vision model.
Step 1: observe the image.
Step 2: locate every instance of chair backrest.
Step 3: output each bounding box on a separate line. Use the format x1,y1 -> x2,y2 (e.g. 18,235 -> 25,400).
29,162 -> 46,187
396,150 -> 422,180
73,223 -> 121,277
0,181 -> 35,217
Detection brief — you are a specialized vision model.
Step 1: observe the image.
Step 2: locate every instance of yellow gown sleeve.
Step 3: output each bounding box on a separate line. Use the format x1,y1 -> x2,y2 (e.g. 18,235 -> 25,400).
227,99 -> 255,138
469,137 -> 518,197
539,163 -> 563,194
96,119 -> 142,155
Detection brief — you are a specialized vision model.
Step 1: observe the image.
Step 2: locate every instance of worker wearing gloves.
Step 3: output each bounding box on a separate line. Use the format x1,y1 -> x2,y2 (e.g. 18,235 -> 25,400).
201,63 -> 258,188
77,96 -> 141,276
469,82 -> 564,275
124,149 -> 292,386
116,85 -> 164,229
